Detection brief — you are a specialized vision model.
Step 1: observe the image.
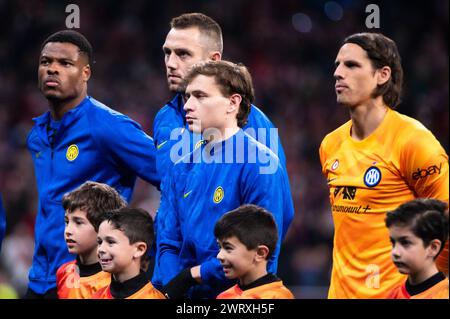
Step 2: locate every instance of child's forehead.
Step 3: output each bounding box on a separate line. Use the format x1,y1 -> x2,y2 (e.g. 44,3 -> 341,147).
99,220 -> 115,230
98,220 -> 126,236
218,235 -> 242,244
65,208 -> 88,216
389,224 -> 416,237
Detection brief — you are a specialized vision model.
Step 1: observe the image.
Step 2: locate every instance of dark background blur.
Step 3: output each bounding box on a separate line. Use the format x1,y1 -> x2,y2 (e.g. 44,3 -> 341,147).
0,0 -> 448,298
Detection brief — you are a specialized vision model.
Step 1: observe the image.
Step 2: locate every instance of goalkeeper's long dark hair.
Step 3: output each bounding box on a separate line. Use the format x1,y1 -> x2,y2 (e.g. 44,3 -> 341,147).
344,32 -> 403,109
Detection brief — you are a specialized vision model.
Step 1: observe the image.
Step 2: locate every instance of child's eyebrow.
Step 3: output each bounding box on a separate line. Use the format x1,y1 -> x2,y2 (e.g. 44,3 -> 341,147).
391,235 -> 411,241
221,240 -> 234,247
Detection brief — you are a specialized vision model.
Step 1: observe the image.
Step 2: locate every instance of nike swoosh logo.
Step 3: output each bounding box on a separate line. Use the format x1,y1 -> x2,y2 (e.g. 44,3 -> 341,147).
156,140 -> 168,150
183,190 -> 193,199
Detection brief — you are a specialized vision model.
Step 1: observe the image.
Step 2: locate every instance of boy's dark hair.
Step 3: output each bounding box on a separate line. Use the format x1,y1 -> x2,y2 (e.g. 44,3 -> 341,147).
62,181 -> 126,231
214,204 -> 278,260
386,198 -> 449,256
183,60 -> 255,127
100,208 -> 154,255
42,30 -> 94,65
344,32 -> 403,108
171,13 -> 223,54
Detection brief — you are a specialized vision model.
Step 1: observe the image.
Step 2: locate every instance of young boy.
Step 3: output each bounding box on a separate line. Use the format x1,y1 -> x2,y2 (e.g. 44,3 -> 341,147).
386,198 -> 449,299
57,181 -> 127,299
93,208 -> 165,299
215,204 -> 294,299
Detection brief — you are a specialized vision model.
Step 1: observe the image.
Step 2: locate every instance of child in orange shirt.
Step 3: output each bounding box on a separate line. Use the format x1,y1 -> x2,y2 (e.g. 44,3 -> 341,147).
57,181 -> 126,298
386,198 -> 449,299
215,204 -> 294,299
93,208 -> 165,299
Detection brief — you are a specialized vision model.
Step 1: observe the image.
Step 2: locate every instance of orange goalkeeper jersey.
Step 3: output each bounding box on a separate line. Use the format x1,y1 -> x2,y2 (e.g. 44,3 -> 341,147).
319,108 -> 449,299
56,259 -> 110,299
388,272 -> 449,299
217,274 -> 294,299
92,272 -> 166,299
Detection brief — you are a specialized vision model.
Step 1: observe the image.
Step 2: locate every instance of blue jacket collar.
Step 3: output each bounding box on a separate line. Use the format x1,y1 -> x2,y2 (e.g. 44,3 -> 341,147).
32,96 -> 90,126
32,96 -> 91,146
168,93 -> 186,118
201,129 -> 245,157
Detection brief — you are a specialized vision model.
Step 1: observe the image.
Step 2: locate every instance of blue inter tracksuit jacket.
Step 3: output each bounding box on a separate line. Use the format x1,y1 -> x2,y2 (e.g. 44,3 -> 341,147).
27,96 -> 160,294
0,194 -> 5,253
158,130 -> 294,298
152,94 -> 288,288
153,94 -> 286,186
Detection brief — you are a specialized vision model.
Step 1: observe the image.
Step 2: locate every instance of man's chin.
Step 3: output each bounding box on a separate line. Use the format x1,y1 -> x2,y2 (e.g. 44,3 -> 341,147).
336,98 -> 354,108
168,82 -> 185,94
188,125 -> 201,134
42,91 -> 62,100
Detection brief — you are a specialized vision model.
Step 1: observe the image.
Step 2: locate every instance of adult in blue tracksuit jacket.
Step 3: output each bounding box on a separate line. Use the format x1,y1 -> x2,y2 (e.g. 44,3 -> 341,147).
0,194 -> 5,253
154,93 -> 286,185
152,99 -> 287,290
27,30 -> 159,296
158,60 -> 294,299
159,130 -> 294,298
153,14 -> 287,288
27,96 -> 159,295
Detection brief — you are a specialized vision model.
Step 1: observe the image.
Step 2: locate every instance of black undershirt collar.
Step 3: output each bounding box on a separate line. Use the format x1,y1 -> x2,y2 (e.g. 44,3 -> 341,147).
110,271 -> 149,299
238,273 -> 280,291
405,272 -> 446,296
75,256 -> 103,277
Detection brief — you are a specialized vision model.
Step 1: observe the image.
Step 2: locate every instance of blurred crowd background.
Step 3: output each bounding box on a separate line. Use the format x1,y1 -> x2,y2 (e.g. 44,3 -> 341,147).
0,0 -> 448,298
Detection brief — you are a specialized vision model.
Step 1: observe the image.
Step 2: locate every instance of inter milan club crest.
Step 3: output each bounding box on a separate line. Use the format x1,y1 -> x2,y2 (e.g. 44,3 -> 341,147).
364,166 -> 381,187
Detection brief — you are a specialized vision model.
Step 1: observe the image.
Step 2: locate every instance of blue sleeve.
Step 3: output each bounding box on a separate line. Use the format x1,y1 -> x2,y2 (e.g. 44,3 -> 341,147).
241,164 -> 287,274
281,169 -> 295,239
200,162 -> 294,283
158,169 -> 183,285
0,194 -> 6,253
200,256 -> 229,286
91,111 -> 160,188
153,110 -> 173,184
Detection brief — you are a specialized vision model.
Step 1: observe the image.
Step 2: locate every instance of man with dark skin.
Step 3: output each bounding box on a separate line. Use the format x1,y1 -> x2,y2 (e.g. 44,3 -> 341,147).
27,30 -> 159,298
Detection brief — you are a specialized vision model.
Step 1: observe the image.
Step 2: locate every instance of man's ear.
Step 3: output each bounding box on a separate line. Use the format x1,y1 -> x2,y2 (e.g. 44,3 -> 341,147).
376,66 -> 391,86
227,93 -> 242,113
227,94 -> 242,114
133,242 -> 147,259
254,245 -> 269,262
209,51 -> 221,61
82,64 -> 91,82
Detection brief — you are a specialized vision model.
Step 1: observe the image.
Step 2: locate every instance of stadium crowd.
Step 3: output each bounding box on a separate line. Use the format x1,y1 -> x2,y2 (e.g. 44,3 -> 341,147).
0,0 -> 447,298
